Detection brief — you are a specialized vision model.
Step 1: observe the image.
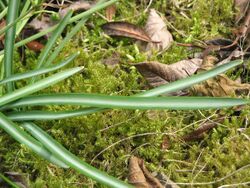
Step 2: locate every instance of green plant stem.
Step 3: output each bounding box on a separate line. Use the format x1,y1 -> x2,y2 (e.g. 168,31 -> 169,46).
1,94 -> 248,110
33,11 -> 72,73
0,112 -> 68,168
0,173 -> 19,188
21,122 -> 133,188
0,0 -> 118,57
6,108 -> 105,121
0,66 -> 84,106
0,52 -> 79,85
4,0 -> 20,92
0,7 -> 7,20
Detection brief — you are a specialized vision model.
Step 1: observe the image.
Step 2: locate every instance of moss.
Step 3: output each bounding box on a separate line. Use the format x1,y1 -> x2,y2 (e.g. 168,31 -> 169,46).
1,0 -> 250,187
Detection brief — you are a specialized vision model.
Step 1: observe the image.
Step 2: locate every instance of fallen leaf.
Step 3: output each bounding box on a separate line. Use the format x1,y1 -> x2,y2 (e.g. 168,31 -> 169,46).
128,156 -> 164,188
192,56 -> 250,96
105,4 -> 116,21
26,40 -> 44,52
182,120 -> 222,142
234,0 -> 250,23
145,9 -> 173,52
59,1 -> 93,18
134,58 -> 202,88
102,22 -> 152,42
28,15 -> 56,37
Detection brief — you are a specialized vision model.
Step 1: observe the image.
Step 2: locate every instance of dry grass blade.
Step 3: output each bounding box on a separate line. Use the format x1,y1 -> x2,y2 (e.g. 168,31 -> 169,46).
102,22 -> 152,42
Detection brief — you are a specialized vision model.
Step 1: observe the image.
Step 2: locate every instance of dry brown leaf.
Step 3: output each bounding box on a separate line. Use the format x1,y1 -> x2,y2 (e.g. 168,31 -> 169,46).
102,22 -> 152,42
192,56 -> 250,96
234,0 -> 250,23
134,58 -> 202,88
105,4 -> 116,21
145,9 -> 173,52
28,15 -> 56,37
26,40 -> 44,52
128,156 -> 164,188
59,1 -> 93,18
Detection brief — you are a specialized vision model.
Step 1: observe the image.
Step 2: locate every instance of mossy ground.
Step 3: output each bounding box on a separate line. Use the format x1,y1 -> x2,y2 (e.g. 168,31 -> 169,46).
1,0 -> 250,187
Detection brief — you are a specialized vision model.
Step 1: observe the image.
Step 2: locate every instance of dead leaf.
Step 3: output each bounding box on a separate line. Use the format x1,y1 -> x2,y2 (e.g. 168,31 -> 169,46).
102,22 -> 152,42
234,0 -> 250,23
105,4 -> 116,21
192,56 -> 250,96
134,58 -> 202,88
59,1 -> 93,18
28,15 -> 56,37
26,40 -> 44,52
182,119 -> 223,142
128,156 -> 164,188
145,9 -> 173,52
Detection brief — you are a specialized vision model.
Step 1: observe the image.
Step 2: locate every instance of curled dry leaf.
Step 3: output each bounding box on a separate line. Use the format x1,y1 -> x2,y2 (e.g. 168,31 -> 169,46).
128,156 -> 164,188
105,4 -> 116,21
192,56 -> 250,96
134,58 -> 202,88
102,22 -> 152,42
59,1 -> 93,18
145,9 -> 173,52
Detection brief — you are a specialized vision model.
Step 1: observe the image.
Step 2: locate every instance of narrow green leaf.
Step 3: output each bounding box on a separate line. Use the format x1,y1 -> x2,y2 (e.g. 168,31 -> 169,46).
69,0 -> 118,23
21,122 -> 133,188
0,112 -> 68,168
2,94 -> 248,110
43,18 -> 87,67
4,0 -> 20,92
6,108 -> 104,121
0,173 -> 19,188
137,60 -> 243,97
0,52 -> 79,85
0,66 -> 83,106
34,11 -> 73,71
0,0 -> 118,57
0,7 -> 7,20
